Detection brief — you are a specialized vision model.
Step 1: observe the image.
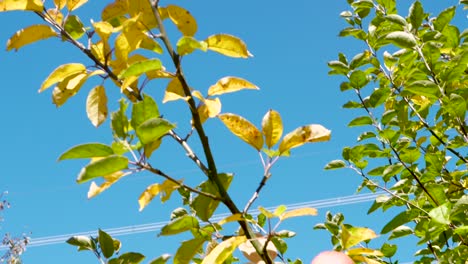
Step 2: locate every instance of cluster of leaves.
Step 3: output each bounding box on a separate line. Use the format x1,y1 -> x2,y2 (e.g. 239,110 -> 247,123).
323,0 -> 468,263
0,0 -> 351,263
0,193 -> 29,264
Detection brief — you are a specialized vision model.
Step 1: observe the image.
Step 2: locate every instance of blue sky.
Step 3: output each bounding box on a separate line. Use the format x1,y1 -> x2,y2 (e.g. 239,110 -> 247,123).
0,1 -> 463,263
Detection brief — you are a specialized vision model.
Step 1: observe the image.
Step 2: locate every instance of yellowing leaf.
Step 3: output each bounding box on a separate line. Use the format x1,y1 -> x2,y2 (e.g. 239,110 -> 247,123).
238,235 -> 277,263
341,225 -> 378,249
118,58 -> 162,78
197,97 -> 221,124
219,113 -> 263,151
6,25 -> 56,52
40,63 -> 87,92
0,0 -> 43,12
167,5 -> 197,37
205,34 -> 252,58
163,77 -> 188,103
54,0 -> 67,9
347,248 -> 384,257
52,73 -> 88,107
176,36 -> 207,56
127,0 -> 157,29
279,124 -> 331,154
217,214 -> 243,226
86,85 -> 108,127
102,0 -> 127,21
67,0 -> 88,11
279,207 -> 317,221
138,180 -> 181,211
87,171 -> 129,199
208,76 -> 258,96
201,236 -> 247,264
262,109 -> 283,149
47,8 -> 64,24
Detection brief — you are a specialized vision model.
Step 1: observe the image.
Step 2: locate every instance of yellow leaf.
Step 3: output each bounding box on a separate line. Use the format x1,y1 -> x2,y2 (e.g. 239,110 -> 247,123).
47,8 -> 64,24
350,255 -> 382,264
90,41 -> 106,63
218,113 -> 263,151
205,34 -> 252,58
6,24 -> 56,52
279,207 -> 317,221
341,225 -> 378,250
347,248 -> 383,257
278,124 -> 331,154
146,68 -> 173,79
67,0 -> 88,11
138,180 -> 181,211
195,92 -> 222,123
0,0 -> 43,12
52,73 -> 88,107
101,0 -> 128,22
163,77 -> 188,103
87,171 -> 128,199
262,109 -> 283,149
86,85 -> 108,127
166,5 -> 197,37
127,0 -> 157,29
40,63 -> 87,92
207,76 -> 259,96
53,0 -> 66,9
217,214 -> 243,226
202,236 -> 247,264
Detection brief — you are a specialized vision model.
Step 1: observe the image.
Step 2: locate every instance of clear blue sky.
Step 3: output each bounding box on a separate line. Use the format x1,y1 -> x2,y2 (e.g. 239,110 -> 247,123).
0,1 -> 462,263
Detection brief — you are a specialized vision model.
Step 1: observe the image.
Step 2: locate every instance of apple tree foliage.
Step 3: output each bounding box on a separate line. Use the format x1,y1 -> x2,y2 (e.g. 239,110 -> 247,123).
322,0 -> 468,263
0,0 -> 337,263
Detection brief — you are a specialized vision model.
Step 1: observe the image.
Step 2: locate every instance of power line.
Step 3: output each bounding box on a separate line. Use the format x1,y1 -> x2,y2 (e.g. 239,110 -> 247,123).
3,192 -> 384,248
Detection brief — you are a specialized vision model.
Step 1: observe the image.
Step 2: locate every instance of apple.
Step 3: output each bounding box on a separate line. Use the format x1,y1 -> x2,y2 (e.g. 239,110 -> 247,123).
311,250 -> 354,264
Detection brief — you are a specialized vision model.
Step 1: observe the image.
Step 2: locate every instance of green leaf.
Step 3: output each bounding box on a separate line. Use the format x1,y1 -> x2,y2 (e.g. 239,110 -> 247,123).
149,254 -> 171,264
174,238 -> 205,264
59,143 -> 114,160
405,80 -> 440,99
382,211 -> 415,234
444,94 -> 466,119
66,235 -> 94,250
385,31 -> 417,48
380,243 -> 397,257
135,118 -> 175,144
131,94 -> 160,129
349,70 -> 369,88
348,116 -> 373,127
385,14 -> 407,26
271,237 -> 287,255
428,203 -> 451,225
433,6 -> 456,31
409,1 -> 424,31
399,147 -> 421,163
110,252 -> 145,264
98,229 -> 115,259
111,99 -> 129,139
77,155 -> 128,183
192,173 -> 233,221
382,163 -> 404,180
160,215 -> 199,236
118,59 -> 162,78
176,36 -> 207,56
341,225 -> 378,249
324,160 -> 346,170
64,15 -> 85,39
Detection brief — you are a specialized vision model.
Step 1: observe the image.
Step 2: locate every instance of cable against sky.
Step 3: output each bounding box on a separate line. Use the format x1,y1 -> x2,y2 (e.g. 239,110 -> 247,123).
2,192 -> 385,249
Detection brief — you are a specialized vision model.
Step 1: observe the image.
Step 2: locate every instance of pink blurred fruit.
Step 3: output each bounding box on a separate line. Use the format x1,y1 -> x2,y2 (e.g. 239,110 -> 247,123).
311,251 -> 354,264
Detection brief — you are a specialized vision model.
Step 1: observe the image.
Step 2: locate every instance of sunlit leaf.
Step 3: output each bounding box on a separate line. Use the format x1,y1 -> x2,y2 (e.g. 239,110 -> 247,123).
77,155 -> 128,184
341,225 -> 378,249
131,94 -> 160,129
428,203 -> 451,225
111,252 -> 145,264
238,236 -> 277,263
163,77 -> 187,103
46,8 -> 64,24
160,215 -> 199,236
279,124 -> 331,154
59,143 -> 114,160
385,31 -> 417,48
279,207 -> 317,221
167,5 -> 197,37
218,113 -> 263,151
347,248 -> 383,257
64,15 -> 85,39
67,0 -> 88,11
261,109 -> 283,148
174,238 -> 205,264
217,214 -> 243,226
86,85 -> 108,127
118,59 -> 162,78
205,34 -> 252,58
0,0 -> 43,12
87,171 -> 128,199
66,235 -> 94,250
54,0 -> 67,9
40,63 -> 87,92
101,0 -> 128,23
138,180 -> 181,211
135,118 -> 175,144
192,173 -> 232,221
52,72 -> 88,107
149,254 -> 171,264
207,76 -> 259,96
202,236 -> 246,264
198,97 -> 222,124
324,160 -> 346,170
6,25 -> 56,51
97,229 -> 115,258
176,36 -> 207,56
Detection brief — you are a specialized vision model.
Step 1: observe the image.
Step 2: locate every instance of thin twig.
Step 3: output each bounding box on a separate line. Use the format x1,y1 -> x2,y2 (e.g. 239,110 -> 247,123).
168,130 -> 210,175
